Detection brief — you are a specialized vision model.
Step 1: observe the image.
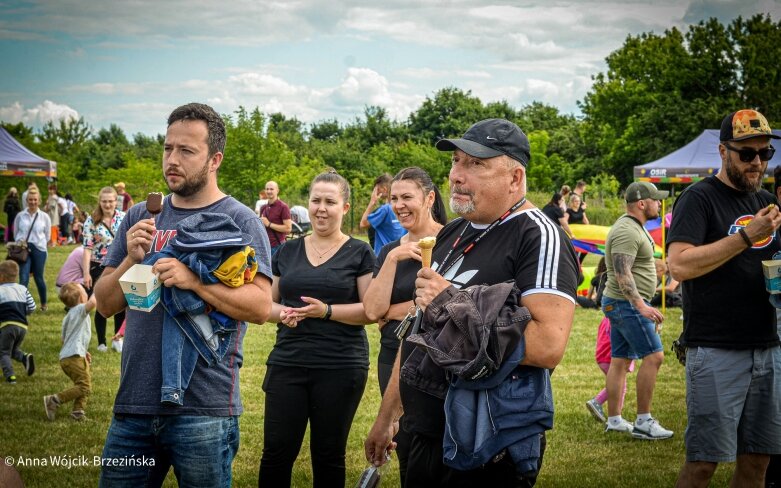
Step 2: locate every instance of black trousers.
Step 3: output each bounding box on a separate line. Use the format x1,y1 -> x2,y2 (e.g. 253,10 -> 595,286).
404,431 -> 543,488
378,350 -> 410,487
89,262 -> 125,346
258,365 -> 368,488
768,455 -> 781,488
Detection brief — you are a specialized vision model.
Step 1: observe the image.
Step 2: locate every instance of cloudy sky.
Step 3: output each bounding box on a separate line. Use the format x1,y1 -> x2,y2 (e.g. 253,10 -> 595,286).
1,0 -> 779,136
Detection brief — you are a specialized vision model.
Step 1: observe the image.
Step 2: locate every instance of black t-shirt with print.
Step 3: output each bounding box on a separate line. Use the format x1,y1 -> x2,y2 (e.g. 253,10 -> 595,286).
269,237 -> 375,369
373,239 -> 420,363
667,176 -> 780,348
399,209 -> 580,439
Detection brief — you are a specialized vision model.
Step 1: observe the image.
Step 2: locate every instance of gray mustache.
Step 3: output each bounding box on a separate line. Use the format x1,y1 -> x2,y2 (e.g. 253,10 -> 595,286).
450,186 -> 474,197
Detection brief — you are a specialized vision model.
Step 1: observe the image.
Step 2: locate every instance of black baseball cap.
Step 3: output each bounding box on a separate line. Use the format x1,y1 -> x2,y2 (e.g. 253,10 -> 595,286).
435,118 -> 531,166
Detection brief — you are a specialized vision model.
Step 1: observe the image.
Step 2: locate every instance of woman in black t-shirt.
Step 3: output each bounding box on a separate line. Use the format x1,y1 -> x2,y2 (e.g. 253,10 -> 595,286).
566,193 -> 589,263
566,193 -> 589,225
259,171 -> 375,488
541,192 -> 573,237
4,187 -> 20,242
363,167 -> 447,486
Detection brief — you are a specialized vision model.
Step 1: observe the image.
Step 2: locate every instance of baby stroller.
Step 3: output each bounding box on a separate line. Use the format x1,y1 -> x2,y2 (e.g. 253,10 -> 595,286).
288,205 -> 311,239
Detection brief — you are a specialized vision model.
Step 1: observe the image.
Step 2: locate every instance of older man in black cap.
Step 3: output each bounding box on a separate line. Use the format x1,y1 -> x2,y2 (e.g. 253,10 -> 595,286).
364,119 -> 579,487
668,109 -> 781,487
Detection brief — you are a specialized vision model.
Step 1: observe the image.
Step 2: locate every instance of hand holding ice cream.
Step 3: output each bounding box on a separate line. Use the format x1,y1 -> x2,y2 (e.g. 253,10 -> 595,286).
418,236 -> 436,268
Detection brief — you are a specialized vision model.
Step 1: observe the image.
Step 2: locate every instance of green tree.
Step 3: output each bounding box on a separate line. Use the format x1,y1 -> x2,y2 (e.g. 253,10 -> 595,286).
92,124 -> 132,170
310,119 -> 342,141
579,15 -> 781,184
341,106 -> 407,151
220,107 -> 301,205
730,14 -> 781,120
408,87 -> 485,144
268,112 -> 306,151
38,116 -> 91,156
132,133 -> 164,162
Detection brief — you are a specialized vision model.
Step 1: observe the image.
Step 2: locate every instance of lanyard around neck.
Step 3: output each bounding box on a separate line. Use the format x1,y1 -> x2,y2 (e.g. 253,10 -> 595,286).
437,197 -> 526,277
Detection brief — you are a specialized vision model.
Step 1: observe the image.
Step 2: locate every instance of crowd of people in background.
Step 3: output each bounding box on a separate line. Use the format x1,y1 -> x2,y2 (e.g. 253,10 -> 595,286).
1,105 -> 779,487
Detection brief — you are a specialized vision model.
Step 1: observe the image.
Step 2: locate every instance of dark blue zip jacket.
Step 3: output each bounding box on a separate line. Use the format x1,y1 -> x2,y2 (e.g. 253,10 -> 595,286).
403,282 -> 552,474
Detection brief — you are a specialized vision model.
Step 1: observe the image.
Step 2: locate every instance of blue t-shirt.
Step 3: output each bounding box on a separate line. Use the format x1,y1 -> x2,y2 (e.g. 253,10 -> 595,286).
103,195 -> 272,416
367,204 -> 406,255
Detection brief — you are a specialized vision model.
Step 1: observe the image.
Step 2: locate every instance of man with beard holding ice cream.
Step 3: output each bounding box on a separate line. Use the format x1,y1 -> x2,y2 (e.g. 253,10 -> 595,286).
95,103 -> 272,487
668,109 -> 781,487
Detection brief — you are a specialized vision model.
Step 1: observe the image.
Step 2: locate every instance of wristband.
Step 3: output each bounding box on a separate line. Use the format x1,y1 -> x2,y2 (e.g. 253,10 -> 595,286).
324,304 -> 332,321
738,227 -> 753,248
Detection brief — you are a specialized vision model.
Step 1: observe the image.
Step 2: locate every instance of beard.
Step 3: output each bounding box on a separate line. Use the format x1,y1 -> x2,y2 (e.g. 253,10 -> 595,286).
167,159 -> 210,197
644,205 -> 660,220
725,154 -> 765,192
449,185 -> 476,215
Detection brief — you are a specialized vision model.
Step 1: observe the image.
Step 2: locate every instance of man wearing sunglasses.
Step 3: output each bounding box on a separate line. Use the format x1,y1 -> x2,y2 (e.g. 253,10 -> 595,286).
668,109 -> 781,487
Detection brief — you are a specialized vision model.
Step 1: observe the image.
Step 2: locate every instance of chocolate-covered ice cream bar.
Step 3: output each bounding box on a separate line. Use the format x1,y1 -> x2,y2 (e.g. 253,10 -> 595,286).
146,192 -> 164,215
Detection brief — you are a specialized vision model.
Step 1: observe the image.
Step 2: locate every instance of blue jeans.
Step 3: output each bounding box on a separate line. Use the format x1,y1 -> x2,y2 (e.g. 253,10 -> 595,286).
99,414 -> 239,488
601,296 -> 662,359
18,245 -> 47,306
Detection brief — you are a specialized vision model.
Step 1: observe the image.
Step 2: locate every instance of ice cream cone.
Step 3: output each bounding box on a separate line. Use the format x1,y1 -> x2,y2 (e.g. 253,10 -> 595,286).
419,236 -> 436,268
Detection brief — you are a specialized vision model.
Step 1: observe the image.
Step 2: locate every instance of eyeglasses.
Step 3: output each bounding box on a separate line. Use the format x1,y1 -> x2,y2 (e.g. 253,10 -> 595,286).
723,143 -> 775,163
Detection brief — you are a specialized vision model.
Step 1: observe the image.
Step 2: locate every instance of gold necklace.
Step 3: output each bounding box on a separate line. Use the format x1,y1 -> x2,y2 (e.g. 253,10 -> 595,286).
310,235 -> 344,260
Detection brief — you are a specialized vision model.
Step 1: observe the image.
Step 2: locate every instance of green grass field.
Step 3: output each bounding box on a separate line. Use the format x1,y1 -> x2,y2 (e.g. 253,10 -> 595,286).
1,245 -> 736,487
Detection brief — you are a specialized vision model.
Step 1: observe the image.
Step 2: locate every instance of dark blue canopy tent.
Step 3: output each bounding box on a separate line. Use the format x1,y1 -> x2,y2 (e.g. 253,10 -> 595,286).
0,126 -> 57,178
634,129 -> 781,184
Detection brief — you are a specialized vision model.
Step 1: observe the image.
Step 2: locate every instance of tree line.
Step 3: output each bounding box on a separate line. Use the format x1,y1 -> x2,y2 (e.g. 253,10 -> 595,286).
2,14 -> 778,223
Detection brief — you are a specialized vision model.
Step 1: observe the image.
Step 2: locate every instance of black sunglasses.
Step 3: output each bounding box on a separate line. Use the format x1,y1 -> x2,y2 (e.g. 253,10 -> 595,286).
723,143 -> 775,163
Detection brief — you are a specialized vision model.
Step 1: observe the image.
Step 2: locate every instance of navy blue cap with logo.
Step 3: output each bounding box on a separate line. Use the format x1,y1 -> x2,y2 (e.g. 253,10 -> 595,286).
435,118 -> 531,167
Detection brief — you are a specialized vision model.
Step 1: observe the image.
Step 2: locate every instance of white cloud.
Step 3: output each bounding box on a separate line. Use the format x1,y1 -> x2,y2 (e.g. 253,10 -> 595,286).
398,67 -> 491,80
0,100 -> 79,127
325,68 -> 423,120
684,0 -> 781,24
66,66 -> 423,133
1,0 -> 344,46
5,0 -> 778,135
525,79 -> 562,100
227,73 -> 305,97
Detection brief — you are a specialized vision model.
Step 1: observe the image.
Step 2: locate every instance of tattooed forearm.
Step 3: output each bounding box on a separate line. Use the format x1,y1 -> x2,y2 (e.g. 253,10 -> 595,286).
613,253 -> 643,304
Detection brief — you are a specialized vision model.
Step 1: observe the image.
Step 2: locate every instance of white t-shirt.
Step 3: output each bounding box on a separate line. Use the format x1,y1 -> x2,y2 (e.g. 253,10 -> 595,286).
58,197 -> 69,216
60,304 -> 91,360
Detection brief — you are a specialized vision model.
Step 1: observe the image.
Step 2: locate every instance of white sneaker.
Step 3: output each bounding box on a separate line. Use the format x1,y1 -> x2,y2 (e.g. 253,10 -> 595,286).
97,344 -> 108,353
632,418 -> 673,440
605,418 -> 633,434
111,339 -> 123,353
585,398 -> 606,423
